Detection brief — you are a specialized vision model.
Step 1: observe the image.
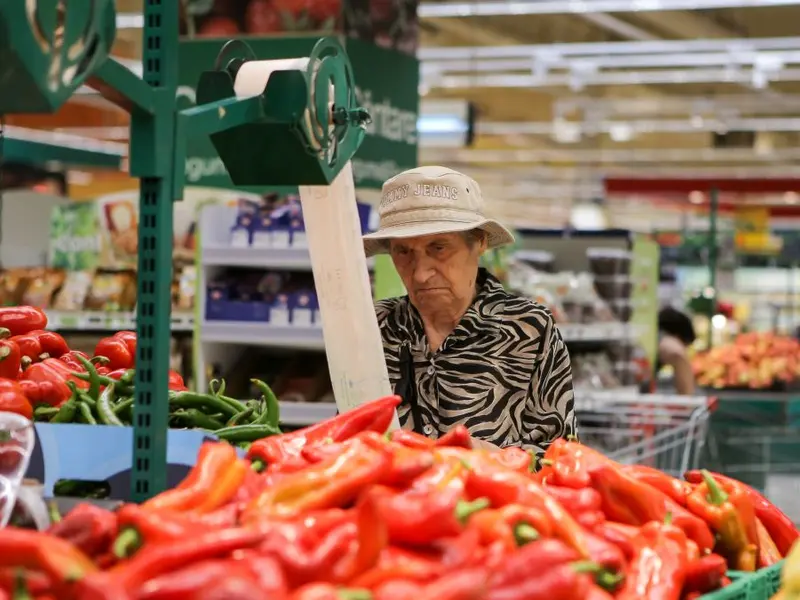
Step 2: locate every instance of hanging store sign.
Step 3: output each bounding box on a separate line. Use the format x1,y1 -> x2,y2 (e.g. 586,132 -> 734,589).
177,36 -> 419,190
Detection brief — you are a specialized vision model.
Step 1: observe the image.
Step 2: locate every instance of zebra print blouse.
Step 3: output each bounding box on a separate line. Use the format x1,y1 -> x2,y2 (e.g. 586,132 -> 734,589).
375,269 -> 576,454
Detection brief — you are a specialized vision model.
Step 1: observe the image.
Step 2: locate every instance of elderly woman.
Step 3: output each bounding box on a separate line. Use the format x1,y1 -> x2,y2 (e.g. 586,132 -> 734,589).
364,166 -> 576,453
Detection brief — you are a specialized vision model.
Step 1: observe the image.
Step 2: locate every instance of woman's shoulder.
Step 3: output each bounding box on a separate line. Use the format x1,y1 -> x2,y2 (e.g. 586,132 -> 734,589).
374,296 -> 404,320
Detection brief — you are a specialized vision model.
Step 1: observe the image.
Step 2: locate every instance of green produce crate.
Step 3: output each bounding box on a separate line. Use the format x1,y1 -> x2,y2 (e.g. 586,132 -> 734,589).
700,562 -> 783,600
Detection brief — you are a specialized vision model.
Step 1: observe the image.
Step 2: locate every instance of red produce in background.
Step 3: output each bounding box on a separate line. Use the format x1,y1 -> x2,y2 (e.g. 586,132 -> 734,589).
198,16 -> 241,37
246,0 -> 283,33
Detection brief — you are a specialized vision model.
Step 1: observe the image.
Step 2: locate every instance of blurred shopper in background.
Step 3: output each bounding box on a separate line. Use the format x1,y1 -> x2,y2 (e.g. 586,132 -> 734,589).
657,307 -> 697,395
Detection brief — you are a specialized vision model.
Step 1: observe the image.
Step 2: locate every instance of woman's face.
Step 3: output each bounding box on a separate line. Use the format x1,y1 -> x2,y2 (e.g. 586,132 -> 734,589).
389,232 -> 486,315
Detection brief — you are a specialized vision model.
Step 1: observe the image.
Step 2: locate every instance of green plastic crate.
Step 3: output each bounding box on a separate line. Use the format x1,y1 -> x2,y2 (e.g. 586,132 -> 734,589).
700,562 -> 784,600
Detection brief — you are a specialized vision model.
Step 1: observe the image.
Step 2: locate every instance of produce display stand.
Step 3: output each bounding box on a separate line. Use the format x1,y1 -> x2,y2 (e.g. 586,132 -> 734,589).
0,2 -> 386,500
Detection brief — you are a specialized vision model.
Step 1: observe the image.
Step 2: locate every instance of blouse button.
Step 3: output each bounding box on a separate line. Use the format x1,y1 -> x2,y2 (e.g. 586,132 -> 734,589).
423,424 -> 434,435
427,365 -> 435,375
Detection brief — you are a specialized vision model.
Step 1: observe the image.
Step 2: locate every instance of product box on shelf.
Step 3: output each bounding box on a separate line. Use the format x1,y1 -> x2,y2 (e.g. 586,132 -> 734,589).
24,423 -> 225,500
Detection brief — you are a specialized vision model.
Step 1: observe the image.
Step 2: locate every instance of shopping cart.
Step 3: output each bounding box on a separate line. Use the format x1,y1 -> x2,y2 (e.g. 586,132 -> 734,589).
575,392 -> 717,477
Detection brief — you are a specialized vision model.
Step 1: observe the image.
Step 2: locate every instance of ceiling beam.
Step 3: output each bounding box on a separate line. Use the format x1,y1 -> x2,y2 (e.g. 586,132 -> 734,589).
578,14 -> 659,41
628,10 -> 737,39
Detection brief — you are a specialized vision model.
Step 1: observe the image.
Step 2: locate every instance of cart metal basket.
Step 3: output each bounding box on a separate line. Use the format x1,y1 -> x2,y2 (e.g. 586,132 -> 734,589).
575,392 -> 717,477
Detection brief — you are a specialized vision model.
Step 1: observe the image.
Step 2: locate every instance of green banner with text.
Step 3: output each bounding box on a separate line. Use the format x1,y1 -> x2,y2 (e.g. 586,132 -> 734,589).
177,36 -> 418,190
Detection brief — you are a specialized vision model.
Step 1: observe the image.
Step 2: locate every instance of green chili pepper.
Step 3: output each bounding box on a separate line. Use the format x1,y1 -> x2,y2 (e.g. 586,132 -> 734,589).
176,409 -> 225,430
114,397 -> 134,417
97,383 -> 123,426
168,391 -> 240,419
226,406 -> 255,427
212,423 -> 281,443
51,400 -> 78,423
251,378 -> 281,428
209,378 -> 226,397
77,402 -> 97,425
33,405 -> 59,421
75,354 -> 103,400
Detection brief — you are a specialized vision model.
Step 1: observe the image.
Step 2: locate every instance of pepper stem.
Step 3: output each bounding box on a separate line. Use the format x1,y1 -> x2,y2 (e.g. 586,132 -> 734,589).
113,528 -> 143,559
527,450 -> 538,473
13,570 -> 31,600
250,459 -> 266,473
338,590 -> 373,600
0,345 -> 9,360
539,459 -> 553,467
209,378 -> 226,397
513,523 -> 539,546
20,356 -> 32,370
571,561 -> 603,574
664,512 -> 673,525
47,501 -> 61,524
455,497 -> 490,523
596,571 -> 624,591
0,328 -> 9,340
702,469 -> 729,505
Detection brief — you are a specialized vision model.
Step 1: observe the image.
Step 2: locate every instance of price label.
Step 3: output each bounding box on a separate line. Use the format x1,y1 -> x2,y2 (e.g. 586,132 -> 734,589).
251,231 -> 272,249
293,309 -> 313,328
270,308 -> 290,327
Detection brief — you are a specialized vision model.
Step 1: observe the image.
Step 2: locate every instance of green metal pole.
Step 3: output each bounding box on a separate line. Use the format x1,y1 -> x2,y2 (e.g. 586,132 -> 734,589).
129,0 -> 180,501
707,187 -> 719,349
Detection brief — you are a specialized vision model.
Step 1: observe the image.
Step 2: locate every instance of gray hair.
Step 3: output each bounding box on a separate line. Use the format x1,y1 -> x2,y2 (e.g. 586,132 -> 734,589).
462,229 -> 486,247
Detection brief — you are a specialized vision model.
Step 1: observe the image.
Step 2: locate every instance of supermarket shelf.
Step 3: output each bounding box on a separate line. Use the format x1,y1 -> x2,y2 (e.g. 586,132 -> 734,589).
559,323 -> 639,343
45,310 -> 195,333
203,245 -> 375,270
279,401 -> 337,425
200,321 -> 325,350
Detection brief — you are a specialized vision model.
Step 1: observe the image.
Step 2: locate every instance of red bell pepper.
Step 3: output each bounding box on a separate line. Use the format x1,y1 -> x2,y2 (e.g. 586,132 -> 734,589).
756,516 -> 783,567
615,519 -> 689,600
0,307 -> 47,337
94,332 -> 136,371
0,378 -> 33,420
467,504 -> 553,551
19,358 -> 88,407
486,447 -> 535,474
13,331 -> 69,367
0,528 -> 98,586
683,554 -> 728,595
376,568 -> 489,600
134,559 -> 262,600
0,335 -> 21,380
543,485 -> 603,520
168,370 -> 186,391
589,464 -> 716,554
47,503 -> 118,558
142,442 -> 243,513
246,396 -> 401,472
435,425 -> 473,449
243,439 -> 391,522
621,464 -> 693,506
685,469 -> 799,556
390,429 -> 435,450
593,522 -> 640,561
465,462 -> 625,570
59,350 -> 93,371
541,439 -> 612,489
686,471 -> 759,571
488,558 -> 600,600
373,458 -> 487,546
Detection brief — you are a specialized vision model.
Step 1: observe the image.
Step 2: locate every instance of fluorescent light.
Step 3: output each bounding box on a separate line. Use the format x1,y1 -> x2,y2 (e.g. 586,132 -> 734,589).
418,116 -> 468,134
418,37 -> 800,60
420,145 -> 800,164
477,117 -> 800,136
419,0 -> 800,18
115,13 -> 144,29
423,51 -> 800,72
427,67 -> 800,89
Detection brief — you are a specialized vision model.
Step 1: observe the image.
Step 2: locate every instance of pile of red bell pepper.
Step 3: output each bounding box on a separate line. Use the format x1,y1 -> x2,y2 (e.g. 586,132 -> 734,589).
0,396 -> 796,600
0,306 -> 186,420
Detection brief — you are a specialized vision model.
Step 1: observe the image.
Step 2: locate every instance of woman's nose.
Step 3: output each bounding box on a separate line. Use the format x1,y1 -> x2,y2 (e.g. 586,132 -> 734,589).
412,255 -> 437,284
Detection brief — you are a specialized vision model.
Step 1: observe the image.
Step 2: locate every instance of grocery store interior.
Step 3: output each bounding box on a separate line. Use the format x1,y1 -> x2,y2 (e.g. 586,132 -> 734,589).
2,1 -> 800,597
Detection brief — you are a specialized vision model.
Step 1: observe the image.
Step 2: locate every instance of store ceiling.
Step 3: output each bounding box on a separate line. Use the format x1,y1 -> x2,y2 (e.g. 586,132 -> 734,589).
12,1 -> 800,224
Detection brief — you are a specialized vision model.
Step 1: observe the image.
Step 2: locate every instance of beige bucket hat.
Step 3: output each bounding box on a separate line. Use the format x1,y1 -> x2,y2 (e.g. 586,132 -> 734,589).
363,166 -> 515,257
